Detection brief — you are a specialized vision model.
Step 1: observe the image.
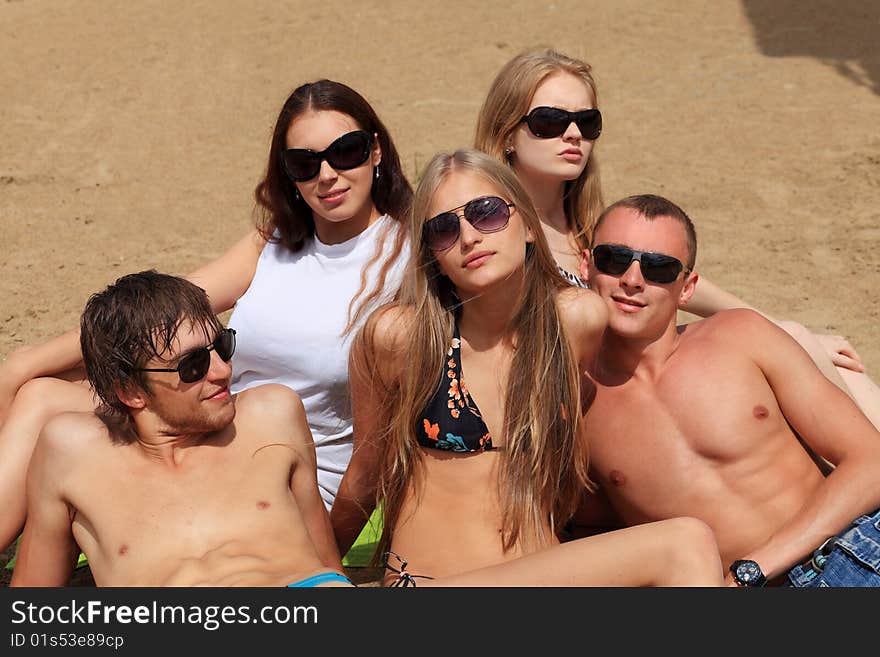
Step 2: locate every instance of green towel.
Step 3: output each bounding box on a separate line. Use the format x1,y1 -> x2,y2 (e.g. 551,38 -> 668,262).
341,506 -> 383,567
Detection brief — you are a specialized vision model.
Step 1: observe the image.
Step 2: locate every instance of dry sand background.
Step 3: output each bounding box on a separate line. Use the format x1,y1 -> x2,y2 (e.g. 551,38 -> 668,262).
1,1 -> 878,584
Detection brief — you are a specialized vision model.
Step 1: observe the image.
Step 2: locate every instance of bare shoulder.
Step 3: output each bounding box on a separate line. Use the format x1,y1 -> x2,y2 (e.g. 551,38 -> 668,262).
34,411 -> 108,471
360,302 -> 414,354
686,308 -> 778,344
232,385 -> 315,465
555,287 -> 608,338
352,302 -> 415,386
235,384 -> 306,427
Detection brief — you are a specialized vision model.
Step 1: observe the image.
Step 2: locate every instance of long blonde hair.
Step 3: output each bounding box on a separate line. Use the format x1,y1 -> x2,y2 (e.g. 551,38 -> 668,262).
355,148 -> 591,556
474,48 -> 604,250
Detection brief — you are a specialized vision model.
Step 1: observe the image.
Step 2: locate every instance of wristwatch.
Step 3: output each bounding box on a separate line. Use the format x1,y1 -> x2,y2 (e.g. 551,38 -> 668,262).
729,559 -> 766,587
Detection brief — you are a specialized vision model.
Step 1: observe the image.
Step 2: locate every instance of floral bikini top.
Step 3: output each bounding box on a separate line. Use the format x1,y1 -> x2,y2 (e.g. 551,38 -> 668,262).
417,324 -> 495,453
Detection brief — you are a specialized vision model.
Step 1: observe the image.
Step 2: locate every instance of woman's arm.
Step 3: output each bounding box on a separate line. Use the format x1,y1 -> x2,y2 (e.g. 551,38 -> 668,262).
557,287 -> 608,371
0,229 -> 265,422
684,274 -> 865,375
0,332 -> 84,422
185,229 -> 266,314
681,275 -> 764,318
331,305 -> 408,556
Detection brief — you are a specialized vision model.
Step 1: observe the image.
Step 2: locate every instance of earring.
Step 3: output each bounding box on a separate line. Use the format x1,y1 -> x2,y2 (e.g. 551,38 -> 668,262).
374,166 -> 380,180
294,188 -> 301,201
504,146 -> 514,159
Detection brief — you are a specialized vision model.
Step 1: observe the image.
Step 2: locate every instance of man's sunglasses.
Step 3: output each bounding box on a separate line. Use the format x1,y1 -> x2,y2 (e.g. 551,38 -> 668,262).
592,244 -> 686,284
520,106 -> 602,140
282,130 -> 373,182
423,195 -> 514,252
138,328 -> 236,383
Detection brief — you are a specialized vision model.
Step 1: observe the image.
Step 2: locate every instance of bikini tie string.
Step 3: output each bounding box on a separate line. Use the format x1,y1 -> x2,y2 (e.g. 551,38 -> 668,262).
382,550 -> 434,588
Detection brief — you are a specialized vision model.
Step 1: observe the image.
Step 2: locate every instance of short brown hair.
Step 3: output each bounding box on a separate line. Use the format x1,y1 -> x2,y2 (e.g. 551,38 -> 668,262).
593,194 -> 697,270
80,270 -> 222,443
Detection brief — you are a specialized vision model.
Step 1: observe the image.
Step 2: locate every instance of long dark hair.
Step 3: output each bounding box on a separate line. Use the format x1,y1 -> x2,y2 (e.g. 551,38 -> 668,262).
255,79 -> 413,330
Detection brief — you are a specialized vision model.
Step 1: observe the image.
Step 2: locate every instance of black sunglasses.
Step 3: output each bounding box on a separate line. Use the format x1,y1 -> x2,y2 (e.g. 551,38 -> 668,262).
282,130 -> 373,182
520,106 -> 602,140
138,328 -> 236,383
423,195 -> 514,252
592,244 -> 686,284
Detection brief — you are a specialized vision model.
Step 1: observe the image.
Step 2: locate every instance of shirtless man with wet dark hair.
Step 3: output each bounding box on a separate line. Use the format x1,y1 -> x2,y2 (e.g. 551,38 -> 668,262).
11,270 -> 348,587
577,194 -> 880,587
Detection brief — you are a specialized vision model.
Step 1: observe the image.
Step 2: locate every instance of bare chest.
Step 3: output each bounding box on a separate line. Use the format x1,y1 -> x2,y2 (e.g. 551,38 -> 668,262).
585,356 -> 787,480
67,446 -> 298,569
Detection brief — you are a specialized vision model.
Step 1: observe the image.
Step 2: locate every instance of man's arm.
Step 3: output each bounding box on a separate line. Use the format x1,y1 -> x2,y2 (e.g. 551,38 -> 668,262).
10,420 -> 79,586
249,385 -> 345,572
733,310 -> 880,580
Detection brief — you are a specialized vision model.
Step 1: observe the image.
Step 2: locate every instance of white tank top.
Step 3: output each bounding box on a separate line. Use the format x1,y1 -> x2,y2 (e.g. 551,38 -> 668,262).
228,214 -> 406,508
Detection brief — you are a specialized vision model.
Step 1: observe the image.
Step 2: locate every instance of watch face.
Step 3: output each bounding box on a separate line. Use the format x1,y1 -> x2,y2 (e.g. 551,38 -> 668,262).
735,561 -> 761,585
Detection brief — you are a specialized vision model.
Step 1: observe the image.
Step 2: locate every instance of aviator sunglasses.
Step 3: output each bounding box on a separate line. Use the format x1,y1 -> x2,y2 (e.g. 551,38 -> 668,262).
138,328 -> 237,383
520,106 -> 602,140
282,130 -> 374,182
592,244 -> 686,284
423,195 -> 515,252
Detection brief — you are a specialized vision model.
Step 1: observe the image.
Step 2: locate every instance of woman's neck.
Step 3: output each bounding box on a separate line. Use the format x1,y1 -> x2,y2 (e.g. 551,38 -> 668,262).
312,202 -> 381,245
456,269 -> 526,346
514,168 -> 568,233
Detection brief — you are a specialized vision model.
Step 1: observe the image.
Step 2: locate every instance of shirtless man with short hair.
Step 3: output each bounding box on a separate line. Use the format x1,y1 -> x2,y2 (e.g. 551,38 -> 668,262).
11,270 -> 348,587
577,194 -> 880,587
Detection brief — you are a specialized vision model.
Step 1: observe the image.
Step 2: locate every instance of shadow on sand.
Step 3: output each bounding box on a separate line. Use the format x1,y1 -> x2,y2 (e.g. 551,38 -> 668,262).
742,0 -> 880,94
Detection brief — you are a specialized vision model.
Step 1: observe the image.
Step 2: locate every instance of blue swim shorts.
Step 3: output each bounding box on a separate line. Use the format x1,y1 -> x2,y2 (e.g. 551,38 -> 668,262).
287,572 -> 353,588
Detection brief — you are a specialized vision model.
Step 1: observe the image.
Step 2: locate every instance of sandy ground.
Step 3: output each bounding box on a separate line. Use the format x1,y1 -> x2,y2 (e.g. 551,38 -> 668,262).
1,1 -> 878,585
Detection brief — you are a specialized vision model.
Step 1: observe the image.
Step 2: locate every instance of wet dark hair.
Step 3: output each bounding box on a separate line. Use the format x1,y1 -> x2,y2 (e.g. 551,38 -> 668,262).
80,270 -> 222,443
593,194 -> 698,270
254,78 -> 412,252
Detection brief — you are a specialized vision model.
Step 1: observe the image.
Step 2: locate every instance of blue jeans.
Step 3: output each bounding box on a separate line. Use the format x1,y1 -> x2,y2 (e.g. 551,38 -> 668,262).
786,507 -> 880,587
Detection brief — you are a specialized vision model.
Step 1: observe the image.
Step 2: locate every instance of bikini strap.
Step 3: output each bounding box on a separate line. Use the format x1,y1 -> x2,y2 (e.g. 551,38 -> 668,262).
383,551 -> 435,588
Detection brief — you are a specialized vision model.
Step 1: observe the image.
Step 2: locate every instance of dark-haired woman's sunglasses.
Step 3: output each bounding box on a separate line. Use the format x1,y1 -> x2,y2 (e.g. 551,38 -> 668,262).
592,244 -> 685,284
282,130 -> 373,182
520,106 -> 602,140
138,328 -> 236,383
423,195 -> 514,252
